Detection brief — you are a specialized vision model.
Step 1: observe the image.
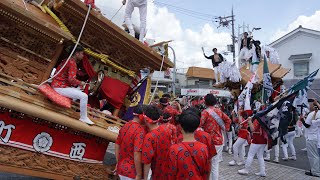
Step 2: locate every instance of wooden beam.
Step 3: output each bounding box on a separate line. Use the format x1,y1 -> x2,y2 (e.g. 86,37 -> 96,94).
0,94 -> 118,142
0,77 -> 125,133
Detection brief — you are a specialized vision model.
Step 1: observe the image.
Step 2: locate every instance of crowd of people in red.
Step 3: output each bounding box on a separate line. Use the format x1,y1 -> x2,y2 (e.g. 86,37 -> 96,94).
114,90 -> 282,180
114,94 -> 234,180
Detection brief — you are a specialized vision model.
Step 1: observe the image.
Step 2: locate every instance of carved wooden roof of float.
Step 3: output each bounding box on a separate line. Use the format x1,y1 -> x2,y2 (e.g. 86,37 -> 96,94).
1,0 -> 72,44
53,0 -> 174,72
240,62 -> 281,84
272,67 -> 291,79
0,0 -> 74,85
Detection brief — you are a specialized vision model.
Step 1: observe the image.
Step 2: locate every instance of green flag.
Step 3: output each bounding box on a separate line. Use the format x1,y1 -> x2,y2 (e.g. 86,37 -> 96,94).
288,69 -> 319,108
263,55 -> 273,103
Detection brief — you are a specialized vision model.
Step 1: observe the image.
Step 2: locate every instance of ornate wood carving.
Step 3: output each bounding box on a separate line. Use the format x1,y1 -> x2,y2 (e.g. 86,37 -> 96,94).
0,12 -> 57,59
0,145 -> 117,179
0,45 -> 46,84
0,5 -> 68,84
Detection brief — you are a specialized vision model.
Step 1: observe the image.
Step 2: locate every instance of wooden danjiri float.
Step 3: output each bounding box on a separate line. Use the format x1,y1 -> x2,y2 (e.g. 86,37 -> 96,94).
215,61 -> 291,100
0,0 -> 173,179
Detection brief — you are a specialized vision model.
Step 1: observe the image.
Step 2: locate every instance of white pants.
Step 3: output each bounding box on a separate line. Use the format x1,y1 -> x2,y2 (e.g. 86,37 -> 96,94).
227,131 -> 233,151
119,175 -> 134,180
210,145 -> 223,180
239,47 -> 251,64
250,45 -> 259,73
223,131 -> 227,151
265,138 -> 279,158
124,0 -> 147,41
250,63 -> 258,73
233,137 -> 246,162
54,88 -> 88,120
306,139 -> 320,176
282,131 -> 296,158
231,126 -> 236,140
244,144 -> 266,174
242,143 -> 246,158
214,67 -> 219,84
295,125 -> 302,137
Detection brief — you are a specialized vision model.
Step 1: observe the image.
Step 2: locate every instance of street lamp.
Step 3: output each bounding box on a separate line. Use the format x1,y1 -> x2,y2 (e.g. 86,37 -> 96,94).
250,27 -> 262,36
252,27 -> 261,31
168,45 -> 176,97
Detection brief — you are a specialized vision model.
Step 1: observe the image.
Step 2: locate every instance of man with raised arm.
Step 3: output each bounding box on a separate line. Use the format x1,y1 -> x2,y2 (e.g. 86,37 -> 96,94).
203,48 -> 224,84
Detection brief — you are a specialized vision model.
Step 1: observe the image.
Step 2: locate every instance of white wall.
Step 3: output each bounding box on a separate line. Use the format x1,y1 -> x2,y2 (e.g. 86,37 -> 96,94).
187,78 -> 198,86
176,73 -> 187,87
151,71 -> 164,79
175,73 -> 214,88
272,31 -> 320,80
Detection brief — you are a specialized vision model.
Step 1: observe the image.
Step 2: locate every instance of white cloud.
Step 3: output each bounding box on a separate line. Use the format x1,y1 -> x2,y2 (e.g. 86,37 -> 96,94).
94,0 -> 232,71
271,10 -> 320,43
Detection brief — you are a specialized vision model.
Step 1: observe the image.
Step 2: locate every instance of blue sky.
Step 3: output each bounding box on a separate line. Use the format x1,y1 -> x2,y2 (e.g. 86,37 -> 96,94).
155,0 -> 320,43
96,0 -> 320,70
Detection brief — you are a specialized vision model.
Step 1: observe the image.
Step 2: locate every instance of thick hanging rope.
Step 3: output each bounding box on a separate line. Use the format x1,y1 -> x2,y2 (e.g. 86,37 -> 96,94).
39,4 -> 92,87
149,53 -> 166,104
43,5 -> 135,77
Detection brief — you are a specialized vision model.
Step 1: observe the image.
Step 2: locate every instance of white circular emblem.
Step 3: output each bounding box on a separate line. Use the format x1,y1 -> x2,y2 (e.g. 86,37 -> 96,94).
107,126 -> 120,133
33,132 -> 53,152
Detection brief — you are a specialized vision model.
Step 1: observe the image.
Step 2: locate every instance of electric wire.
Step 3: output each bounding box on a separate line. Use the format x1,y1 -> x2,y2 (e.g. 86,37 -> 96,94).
153,1 -> 217,22
153,1 -> 216,18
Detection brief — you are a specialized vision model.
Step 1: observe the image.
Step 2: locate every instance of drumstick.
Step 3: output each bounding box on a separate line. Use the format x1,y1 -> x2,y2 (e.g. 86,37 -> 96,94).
240,119 -> 248,125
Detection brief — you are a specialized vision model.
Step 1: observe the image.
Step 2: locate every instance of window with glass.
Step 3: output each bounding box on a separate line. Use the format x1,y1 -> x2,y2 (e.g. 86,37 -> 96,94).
293,62 -> 309,77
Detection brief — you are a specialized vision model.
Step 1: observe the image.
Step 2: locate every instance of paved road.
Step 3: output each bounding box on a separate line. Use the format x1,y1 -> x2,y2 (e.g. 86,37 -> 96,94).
262,135 -> 310,171
220,152 -> 318,180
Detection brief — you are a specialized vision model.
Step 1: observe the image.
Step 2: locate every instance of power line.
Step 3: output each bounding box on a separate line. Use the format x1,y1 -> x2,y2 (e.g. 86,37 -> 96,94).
154,6 -> 213,21
153,1 -> 217,18
153,1 -> 217,22
169,11 -> 214,21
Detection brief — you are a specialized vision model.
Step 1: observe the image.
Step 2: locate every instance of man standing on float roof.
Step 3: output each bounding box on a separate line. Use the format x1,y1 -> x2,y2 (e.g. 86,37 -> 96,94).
123,0 -> 147,42
203,47 -> 224,84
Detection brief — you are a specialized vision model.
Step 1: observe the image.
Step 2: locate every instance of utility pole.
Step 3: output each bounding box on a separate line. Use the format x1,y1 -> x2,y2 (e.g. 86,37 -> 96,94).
214,7 -> 236,62
231,7 -> 235,62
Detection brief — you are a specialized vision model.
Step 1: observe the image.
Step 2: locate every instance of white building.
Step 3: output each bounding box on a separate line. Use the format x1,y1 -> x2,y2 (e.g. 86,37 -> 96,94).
270,26 -> 320,98
184,66 -> 216,87
150,70 -> 173,93
176,66 -> 230,97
